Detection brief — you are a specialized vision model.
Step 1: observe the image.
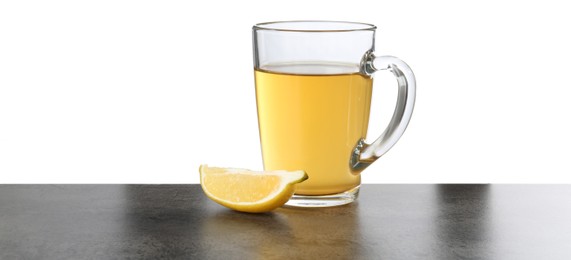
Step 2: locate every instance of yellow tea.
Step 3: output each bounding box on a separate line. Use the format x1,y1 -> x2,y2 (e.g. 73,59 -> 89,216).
255,64 -> 373,195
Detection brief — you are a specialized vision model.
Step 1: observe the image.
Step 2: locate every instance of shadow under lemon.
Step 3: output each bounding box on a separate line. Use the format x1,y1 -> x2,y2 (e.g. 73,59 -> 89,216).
119,185 -> 368,258
201,203 -> 364,259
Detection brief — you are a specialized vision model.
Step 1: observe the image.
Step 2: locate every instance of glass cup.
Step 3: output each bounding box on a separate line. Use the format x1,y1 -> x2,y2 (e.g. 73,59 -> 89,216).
253,21 -> 416,207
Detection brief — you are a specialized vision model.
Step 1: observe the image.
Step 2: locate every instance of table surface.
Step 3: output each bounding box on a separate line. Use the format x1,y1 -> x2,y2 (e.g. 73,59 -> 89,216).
1,185 -> 571,260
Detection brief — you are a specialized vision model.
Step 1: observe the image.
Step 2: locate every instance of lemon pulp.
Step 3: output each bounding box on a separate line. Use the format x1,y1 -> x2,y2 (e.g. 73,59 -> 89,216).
199,165 -> 307,213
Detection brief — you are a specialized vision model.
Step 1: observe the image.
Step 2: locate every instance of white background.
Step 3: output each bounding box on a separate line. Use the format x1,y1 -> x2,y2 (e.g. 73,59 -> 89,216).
1,0 -> 570,183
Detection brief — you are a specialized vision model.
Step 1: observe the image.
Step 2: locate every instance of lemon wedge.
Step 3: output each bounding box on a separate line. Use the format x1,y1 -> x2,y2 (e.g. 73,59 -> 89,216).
199,165 -> 307,213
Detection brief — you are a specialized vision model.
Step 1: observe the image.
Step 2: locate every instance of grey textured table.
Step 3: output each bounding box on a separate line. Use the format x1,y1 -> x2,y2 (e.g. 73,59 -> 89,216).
1,185 -> 571,259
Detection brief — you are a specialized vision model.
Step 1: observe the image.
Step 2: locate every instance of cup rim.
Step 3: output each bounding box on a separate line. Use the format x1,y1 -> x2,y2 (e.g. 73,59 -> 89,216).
253,20 -> 376,32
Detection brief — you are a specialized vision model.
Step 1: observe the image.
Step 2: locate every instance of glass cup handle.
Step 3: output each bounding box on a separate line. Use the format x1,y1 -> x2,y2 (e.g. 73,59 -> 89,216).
350,52 -> 416,172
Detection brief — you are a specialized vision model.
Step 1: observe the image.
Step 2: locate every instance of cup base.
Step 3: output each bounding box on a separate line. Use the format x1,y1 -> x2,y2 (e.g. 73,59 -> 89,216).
284,186 -> 360,207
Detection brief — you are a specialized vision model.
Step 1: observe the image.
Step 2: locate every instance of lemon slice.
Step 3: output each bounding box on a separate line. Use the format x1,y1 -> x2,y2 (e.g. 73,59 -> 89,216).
199,165 -> 308,213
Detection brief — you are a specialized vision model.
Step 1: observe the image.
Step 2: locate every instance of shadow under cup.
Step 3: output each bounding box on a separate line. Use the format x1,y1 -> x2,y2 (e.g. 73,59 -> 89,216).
253,21 -> 416,207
